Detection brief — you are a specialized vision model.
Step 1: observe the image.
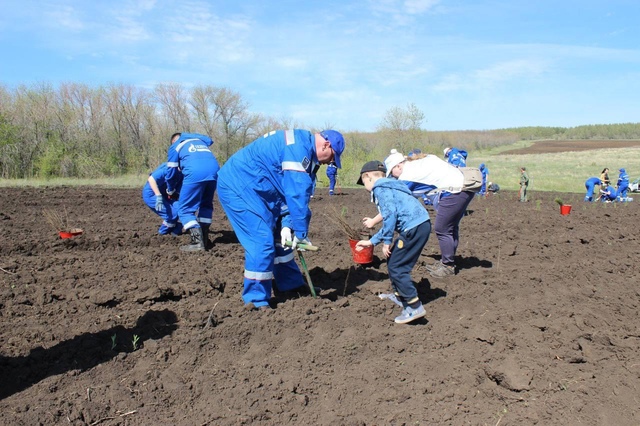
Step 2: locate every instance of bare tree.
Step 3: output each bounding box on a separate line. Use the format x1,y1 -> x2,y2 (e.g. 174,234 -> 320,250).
190,85 -> 222,139
153,83 -> 191,131
377,102 -> 426,154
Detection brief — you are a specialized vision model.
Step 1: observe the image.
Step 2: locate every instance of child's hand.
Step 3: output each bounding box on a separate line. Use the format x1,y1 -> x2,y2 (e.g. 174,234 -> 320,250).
355,240 -> 372,251
382,244 -> 392,258
362,217 -> 376,228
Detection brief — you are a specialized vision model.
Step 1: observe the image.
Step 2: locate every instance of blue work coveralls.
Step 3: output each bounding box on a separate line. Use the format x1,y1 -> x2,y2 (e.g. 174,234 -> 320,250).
479,163 -> 489,195
166,133 -> 220,231
446,148 -> 468,167
326,162 -> 338,195
216,129 -> 318,307
617,169 -> 629,200
584,177 -> 601,202
142,163 -> 183,235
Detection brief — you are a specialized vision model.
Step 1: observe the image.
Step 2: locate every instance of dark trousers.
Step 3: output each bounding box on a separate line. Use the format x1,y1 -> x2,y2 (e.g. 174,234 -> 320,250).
434,191 -> 475,266
387,221 -> 431,306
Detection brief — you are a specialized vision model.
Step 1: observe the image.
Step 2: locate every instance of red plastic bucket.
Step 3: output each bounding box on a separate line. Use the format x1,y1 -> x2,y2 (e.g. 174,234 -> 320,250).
59,229 -> 84,239
349,239 -> 374,264
560,205 -> 572,215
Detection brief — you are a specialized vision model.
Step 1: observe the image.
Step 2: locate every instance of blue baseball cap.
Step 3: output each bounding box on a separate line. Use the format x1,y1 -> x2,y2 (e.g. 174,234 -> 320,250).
320,130 -> 345,168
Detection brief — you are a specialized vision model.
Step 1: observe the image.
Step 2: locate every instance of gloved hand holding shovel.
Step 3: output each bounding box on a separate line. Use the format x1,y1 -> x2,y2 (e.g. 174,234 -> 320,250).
282,230 -> 319,297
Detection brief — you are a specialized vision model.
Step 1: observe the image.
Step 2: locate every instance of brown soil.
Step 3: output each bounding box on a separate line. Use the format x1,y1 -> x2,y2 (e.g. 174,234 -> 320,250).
1,186 -> 640,425
505,139 -> 640,154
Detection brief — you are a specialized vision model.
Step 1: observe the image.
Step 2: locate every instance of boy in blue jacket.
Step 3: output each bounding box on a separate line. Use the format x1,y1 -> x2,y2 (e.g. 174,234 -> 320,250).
355,161 -> 431,324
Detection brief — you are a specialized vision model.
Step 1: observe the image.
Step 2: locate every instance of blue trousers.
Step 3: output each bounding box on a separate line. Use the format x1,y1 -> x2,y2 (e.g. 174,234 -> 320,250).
387,221 -> 431,306
178,180 -> 216,230
434,191 -> 475,266
328,174 -> 336,194
584,183 -> 598,201
617,184 -> 629,200
217,181 -> 304,307
142,191 -> 182,235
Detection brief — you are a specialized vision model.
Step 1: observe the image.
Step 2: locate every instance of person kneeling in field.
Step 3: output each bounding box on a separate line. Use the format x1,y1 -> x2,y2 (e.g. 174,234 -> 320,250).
142,162 -> 184,236
355,161 -> 431,324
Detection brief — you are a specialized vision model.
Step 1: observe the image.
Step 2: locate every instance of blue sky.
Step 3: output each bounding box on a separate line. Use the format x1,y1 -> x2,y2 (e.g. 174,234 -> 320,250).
1,0 -> 638,131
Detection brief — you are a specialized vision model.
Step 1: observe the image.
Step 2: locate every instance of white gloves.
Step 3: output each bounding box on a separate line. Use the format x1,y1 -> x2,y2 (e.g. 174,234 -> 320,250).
292,235 -> 312,251
280,227 -> 293,248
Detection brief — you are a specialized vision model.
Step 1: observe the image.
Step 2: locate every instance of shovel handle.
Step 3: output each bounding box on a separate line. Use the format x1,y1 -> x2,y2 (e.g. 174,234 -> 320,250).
284,241 -> 319,252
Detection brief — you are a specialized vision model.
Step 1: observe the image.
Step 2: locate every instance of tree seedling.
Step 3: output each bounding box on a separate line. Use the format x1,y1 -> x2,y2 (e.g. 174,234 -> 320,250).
554,198 -> 564,206
132,334 -> 140,351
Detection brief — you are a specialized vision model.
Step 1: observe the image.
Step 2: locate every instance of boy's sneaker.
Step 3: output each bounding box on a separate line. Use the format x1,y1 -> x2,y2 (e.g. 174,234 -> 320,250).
429,263 -> 455,278
424,260 -> 443,272
394,304 -> 427,324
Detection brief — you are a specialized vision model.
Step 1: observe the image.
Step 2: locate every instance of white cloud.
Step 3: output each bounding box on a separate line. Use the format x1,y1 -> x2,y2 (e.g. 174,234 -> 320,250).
403,0 -> 439,14
48,5 -> 85,31
276,57 -> 308,70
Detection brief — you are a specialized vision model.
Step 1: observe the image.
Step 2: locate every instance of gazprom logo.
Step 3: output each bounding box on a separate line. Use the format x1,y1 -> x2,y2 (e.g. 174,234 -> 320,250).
189,144 -> 197,153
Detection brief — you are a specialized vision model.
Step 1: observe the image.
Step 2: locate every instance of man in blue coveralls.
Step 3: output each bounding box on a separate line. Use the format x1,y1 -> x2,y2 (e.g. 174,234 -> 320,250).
617,168 -> 630,201
584,177 -> 601,202
166,132 -> 220,252
217,129 -> 345,310
444,147 -> 468,167
142,162 -> 183,235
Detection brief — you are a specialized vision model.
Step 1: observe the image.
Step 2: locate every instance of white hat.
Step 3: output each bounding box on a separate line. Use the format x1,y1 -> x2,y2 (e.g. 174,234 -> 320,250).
384,149 -> 405,177
443,147 -> 451,156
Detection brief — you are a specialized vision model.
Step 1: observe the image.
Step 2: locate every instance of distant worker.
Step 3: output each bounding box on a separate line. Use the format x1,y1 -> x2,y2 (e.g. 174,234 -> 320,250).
487,182 -> 500,193
600,168 -> 610,187
444,147 -> 467,167
584,177 -> 602,202
617,168 -> 630,200
326,161 -> 338,195
519,167 -> 529,202
407,148 -> 422,159
479,163 -> 489,196
142,162 -> 183,235
600,185 -> 617,202
166,132 -> 220,251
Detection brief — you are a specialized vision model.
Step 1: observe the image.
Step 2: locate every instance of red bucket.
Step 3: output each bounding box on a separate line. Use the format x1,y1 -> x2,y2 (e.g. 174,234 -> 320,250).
560,205 -> 572,215
349,239 -> 374,264
59,228 -> 84,239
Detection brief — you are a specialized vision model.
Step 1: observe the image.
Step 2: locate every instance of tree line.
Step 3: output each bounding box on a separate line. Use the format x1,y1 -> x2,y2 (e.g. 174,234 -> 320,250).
1,82 -> 639,180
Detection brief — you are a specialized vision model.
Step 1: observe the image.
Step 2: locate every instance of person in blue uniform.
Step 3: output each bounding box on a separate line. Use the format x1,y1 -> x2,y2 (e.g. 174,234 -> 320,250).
326,161 -> 338,195
166,132 -> 220,252
444,147 -> 467,167
600,185 -> 618,202
142,162 -> 183,235
216,129 -> 345,309
584,177 -> 601,202
617,168 -> 630,200
479,163 -> 489,196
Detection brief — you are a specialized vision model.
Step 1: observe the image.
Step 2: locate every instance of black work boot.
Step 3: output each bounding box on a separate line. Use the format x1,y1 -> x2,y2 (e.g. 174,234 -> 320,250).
201,224 -> 212,250
180,227 -> 205,252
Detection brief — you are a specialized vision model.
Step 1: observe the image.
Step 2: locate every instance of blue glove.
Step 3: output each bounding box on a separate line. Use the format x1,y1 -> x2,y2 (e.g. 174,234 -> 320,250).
155,195 -> 165,212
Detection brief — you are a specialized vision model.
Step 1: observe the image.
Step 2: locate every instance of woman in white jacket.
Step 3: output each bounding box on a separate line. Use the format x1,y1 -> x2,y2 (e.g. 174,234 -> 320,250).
365,149 -> 475,278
